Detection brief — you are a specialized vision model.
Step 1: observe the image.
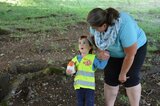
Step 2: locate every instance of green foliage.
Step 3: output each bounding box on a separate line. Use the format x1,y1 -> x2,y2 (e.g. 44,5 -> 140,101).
147,45 -> 158,53
43,67 -> 64,75
119,94 -> 129,104
0,100 -> 8,106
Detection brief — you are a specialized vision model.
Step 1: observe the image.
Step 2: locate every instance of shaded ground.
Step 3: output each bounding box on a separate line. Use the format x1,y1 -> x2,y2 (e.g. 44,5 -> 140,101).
0,22 -> 160,106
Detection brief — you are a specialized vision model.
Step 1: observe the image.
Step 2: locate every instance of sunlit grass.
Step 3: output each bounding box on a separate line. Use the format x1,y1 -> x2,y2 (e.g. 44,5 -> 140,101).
0,0 -> 36,6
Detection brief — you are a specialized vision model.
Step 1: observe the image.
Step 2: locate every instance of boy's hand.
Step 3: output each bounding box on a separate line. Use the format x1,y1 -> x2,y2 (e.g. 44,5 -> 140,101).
66,61 -> 76,75
66,69 -> 73,75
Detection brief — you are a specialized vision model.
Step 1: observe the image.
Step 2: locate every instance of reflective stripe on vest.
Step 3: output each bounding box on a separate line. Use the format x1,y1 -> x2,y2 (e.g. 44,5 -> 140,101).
73,54 -> 96,90
74,80 -> 95,87
76,70 -> 94,77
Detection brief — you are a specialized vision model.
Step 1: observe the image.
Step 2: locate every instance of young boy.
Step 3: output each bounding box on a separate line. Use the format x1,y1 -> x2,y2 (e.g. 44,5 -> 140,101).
66,35 -> 109,106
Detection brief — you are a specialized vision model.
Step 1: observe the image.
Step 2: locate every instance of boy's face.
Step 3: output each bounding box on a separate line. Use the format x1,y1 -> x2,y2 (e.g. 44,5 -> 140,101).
78,38 -> 91,54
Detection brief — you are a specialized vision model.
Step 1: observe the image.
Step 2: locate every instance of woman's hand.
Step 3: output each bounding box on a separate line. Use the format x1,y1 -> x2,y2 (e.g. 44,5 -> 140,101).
97,49 -> 110,60
118,73 -> 129,83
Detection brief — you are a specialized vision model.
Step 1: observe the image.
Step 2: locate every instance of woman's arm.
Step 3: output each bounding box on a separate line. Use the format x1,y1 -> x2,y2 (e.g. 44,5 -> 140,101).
119,42 -> 137,83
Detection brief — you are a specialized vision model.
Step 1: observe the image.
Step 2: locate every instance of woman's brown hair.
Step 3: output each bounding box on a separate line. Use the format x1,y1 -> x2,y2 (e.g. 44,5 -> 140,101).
87,7 -> 119,27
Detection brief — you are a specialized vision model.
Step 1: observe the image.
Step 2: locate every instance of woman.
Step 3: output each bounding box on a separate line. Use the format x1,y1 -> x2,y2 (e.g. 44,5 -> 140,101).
87,7 -> 147,106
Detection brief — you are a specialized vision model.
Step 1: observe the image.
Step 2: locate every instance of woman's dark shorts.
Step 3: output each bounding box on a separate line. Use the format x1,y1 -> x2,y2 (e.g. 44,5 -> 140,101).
104,42 -> 147,87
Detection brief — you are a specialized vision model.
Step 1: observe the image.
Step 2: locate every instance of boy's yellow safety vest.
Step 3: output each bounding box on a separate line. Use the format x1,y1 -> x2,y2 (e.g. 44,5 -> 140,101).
72,54 -> 96,90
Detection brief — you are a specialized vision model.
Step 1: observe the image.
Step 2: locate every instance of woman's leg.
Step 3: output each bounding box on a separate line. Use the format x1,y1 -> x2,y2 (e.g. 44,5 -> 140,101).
104,83 -> 119,106
124,43 -> 147,106
126,83 -> 141,106
104,57 -> 123,106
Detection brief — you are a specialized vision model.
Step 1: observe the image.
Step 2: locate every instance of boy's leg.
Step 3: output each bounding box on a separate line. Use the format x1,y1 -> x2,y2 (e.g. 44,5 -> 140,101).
76,89 -> 85,106
85,89 -> 95,106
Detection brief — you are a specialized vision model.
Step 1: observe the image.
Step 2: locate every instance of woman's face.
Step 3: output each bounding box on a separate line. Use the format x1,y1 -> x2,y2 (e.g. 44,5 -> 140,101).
92,23 -> 107,32
78,38 -> 91,54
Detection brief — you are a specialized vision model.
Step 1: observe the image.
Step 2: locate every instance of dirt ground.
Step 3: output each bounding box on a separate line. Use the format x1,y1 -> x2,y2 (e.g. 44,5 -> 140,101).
0,22 -> 160,106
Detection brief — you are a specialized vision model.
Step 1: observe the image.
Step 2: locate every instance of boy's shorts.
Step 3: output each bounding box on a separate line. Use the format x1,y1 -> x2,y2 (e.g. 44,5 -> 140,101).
104,42 -> 147,87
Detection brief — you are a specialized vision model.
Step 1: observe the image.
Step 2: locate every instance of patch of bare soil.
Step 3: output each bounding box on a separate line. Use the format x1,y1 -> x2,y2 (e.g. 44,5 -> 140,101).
0,22 -> 160,106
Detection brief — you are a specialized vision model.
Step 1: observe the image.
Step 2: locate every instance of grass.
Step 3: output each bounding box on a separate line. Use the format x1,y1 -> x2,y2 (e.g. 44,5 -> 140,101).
0,5 -> 79,32
0,0 -> 160,51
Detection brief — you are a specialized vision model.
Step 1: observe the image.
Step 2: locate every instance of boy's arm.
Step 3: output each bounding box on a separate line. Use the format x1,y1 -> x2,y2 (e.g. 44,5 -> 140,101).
93,57 -> 108,70
93,50 -> 110,70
